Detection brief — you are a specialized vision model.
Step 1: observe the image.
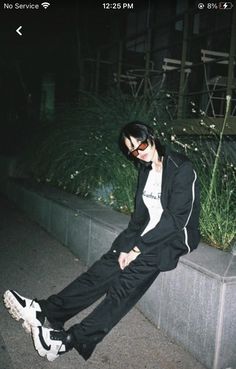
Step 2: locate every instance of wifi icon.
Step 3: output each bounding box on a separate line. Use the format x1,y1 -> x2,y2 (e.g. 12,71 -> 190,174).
41,2 -> 50,9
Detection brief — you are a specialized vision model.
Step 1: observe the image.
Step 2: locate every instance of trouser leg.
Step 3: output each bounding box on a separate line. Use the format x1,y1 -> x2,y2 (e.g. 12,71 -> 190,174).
68,254 -> 160,360
39,250 -> 121,329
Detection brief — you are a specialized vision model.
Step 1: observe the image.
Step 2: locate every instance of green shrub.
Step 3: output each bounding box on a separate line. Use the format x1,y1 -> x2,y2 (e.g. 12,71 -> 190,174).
23,90 -> 235,251
197,163 -> 235,250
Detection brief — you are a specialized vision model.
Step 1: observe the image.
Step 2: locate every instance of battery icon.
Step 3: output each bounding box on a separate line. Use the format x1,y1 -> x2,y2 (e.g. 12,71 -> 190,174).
219,2 -> 233,9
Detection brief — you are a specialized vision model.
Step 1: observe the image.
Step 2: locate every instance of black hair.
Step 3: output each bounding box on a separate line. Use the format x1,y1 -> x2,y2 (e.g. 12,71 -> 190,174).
119,121 -> 165,163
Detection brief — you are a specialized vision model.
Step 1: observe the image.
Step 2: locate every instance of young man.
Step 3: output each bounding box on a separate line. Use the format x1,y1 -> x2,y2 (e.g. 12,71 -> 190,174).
3,121 -> 200,361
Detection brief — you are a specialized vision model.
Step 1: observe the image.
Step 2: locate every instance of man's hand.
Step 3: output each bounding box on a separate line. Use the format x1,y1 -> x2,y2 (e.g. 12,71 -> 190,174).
118,249 -> 141,270
118,252 -> 129,270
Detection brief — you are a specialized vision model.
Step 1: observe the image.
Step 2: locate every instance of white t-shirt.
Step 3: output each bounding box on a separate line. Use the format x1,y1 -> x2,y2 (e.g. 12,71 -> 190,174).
141,167 -> 163,236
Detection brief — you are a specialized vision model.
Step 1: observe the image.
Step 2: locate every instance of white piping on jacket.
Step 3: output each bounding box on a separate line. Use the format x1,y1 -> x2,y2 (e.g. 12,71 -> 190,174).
183,169 -> 197,253
168,156 -> 179,168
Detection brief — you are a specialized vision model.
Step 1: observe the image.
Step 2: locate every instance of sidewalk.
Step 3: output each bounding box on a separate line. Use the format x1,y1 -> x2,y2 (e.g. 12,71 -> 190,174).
0,195 -> 207,369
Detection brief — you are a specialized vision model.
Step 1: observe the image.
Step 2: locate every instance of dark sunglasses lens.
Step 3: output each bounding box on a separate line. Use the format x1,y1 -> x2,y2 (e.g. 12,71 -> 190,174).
130,140 -> 148,157
130,149 -> 139,157
138,142 -> 148,151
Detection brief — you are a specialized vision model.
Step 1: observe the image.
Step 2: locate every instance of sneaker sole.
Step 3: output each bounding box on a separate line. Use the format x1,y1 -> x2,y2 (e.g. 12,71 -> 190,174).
4,290 -> 34,334
22,320 -> 32,334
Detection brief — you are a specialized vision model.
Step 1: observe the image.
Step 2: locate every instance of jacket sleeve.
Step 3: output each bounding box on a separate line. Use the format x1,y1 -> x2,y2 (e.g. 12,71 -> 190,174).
111,169 -> 147,253
111,212 -> 143,252
135,162 -> 198,254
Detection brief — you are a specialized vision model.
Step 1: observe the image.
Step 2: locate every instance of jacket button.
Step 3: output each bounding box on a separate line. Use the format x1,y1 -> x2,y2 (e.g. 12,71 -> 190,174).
113,249 -> 117,253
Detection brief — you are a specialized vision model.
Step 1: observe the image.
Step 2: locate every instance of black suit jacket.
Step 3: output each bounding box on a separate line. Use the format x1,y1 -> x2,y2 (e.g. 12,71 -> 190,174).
111,149 -> 201,271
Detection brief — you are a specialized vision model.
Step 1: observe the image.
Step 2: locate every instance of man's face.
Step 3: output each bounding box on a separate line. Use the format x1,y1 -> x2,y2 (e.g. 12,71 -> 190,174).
124,136 -> 156,163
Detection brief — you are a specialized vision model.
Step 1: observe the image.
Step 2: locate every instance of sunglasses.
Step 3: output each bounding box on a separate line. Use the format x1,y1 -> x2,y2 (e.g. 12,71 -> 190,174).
128,139 -> 149,157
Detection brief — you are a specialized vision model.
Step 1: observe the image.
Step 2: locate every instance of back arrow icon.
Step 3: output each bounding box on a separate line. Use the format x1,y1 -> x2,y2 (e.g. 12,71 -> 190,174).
16,26 -> 22,36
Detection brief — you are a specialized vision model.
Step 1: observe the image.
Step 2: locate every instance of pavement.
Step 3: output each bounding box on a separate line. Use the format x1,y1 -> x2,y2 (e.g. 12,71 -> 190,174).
0,194 -> 207,369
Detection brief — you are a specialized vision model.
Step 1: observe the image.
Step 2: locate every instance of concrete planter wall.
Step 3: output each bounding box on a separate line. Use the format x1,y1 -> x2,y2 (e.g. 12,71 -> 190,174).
1,177 -> 236,369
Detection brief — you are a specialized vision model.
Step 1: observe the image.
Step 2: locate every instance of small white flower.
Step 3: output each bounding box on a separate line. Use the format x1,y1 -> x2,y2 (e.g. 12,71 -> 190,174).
210,124 -> 215,129
166,93 -> 170,97
190,101 -> 196,106
75,170 -> 79,174
84,152 -> 88,155
161,132 -> 165,136
194,148 -> 198,151
192,108 -> 196,113
171,135 -> 176,141
183,128 -> 186,132
70,174 -> 74,179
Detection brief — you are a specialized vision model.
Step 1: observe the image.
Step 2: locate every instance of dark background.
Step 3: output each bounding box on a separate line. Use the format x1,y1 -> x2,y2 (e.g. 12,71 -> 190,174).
0,0 -> 121,153
1,1 -> 235,154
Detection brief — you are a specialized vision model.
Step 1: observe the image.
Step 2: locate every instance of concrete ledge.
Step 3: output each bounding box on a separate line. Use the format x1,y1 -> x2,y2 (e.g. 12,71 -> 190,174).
2,177 -> 236,369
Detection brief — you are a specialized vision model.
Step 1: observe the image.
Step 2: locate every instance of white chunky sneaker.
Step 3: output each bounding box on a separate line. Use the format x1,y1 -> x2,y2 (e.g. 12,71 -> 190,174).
3,290 -> 45,333
32,326 -> 73,361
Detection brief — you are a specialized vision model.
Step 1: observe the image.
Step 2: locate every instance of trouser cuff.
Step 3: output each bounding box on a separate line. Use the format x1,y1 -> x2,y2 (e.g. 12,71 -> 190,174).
71,339 -> 97,360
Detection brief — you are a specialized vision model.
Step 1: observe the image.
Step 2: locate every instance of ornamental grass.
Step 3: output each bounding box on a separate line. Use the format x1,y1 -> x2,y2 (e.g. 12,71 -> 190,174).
22,89 -> 235,251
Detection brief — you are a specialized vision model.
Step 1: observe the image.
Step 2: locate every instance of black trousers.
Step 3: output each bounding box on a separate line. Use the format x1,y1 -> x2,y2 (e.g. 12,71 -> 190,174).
39,249 -> 160,360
